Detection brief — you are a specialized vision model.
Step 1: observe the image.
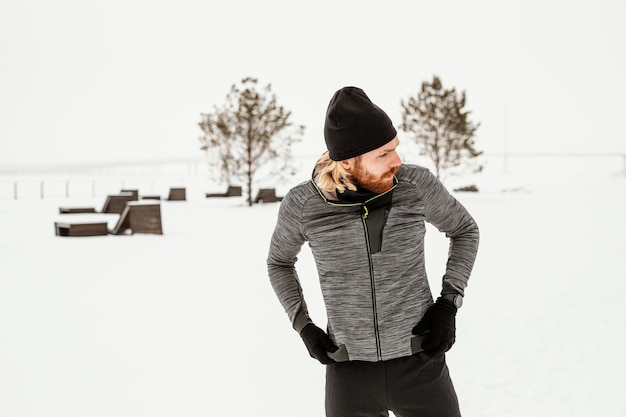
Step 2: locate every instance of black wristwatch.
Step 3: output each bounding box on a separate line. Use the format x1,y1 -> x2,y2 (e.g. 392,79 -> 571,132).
442,293 -> 463,309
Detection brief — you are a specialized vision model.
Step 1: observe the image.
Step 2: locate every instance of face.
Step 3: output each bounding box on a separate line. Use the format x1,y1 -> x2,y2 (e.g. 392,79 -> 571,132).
341,137 -> 402,194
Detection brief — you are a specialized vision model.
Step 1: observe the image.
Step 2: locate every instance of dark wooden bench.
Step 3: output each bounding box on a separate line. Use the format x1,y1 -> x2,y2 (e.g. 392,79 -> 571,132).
121,189 -> 139,199
167,187 -> 186,201
59,192 -> 138,214
55,222 -> 108,237
206,185 -> 242,198
254,188 -> 283,203
100,193 -> 137,214
110,202 -> 163,235
141,195 -> 161,200
58,207 -> 97,214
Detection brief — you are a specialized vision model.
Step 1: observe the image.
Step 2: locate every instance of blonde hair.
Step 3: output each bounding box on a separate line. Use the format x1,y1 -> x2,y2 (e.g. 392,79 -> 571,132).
315,151 -> 358,194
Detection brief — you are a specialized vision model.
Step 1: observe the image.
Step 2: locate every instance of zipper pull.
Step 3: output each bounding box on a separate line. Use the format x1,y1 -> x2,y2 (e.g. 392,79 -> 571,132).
362,205 -> 369,219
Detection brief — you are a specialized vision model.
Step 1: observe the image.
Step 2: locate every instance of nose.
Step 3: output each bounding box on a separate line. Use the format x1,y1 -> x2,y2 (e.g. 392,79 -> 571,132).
390,150 -> 402,167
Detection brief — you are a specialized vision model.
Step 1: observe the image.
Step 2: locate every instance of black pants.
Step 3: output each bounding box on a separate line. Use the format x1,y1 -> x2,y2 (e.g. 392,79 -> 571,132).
325,354 -> 460,417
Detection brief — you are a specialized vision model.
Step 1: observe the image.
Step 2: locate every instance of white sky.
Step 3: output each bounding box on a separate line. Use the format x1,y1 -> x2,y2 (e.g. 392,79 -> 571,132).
1,0 -> 625,166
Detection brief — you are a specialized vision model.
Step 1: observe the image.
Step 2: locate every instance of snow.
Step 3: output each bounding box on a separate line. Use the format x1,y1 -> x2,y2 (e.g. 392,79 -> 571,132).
1,171 -> 625,417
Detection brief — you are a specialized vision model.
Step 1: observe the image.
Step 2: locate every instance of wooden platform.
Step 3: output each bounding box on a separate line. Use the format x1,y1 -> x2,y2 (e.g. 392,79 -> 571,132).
100,193 -> 138,214
167,188 -> 186,201
110,202 -> 163,235
206,185 -> 242,198
55,222 -> 108,237
58,207 -> 97,214
254,188 -> 283,203
59,192 -> 138,214
120,189 -> 139,199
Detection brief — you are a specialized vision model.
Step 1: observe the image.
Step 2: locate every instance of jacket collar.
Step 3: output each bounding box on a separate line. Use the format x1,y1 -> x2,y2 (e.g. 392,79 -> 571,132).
311,164 -> 398,205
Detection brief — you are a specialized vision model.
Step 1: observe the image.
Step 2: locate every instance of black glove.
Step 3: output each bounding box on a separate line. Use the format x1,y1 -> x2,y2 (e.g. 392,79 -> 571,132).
412,297 -> 457,357
299,323 -> 338,364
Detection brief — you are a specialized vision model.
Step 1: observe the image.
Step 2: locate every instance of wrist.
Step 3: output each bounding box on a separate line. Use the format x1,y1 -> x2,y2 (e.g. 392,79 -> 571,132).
299,322 -> 315,335
440,293 -> 463,309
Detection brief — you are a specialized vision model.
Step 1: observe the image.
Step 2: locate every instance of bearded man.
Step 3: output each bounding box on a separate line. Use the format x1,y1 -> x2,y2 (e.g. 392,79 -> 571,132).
267,86 -> 480,417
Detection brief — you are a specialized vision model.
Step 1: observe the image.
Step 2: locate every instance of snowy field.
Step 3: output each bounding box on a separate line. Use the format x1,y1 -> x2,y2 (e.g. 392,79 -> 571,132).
1,171 -> 625,417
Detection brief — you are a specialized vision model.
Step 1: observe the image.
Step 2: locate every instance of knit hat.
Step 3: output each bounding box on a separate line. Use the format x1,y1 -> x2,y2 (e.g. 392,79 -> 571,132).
324,86 -> 397,161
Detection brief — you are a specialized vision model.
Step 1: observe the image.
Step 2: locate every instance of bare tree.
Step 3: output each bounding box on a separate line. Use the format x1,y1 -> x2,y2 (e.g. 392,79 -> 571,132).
400,75 -> 482,180
198,77 -> 304,206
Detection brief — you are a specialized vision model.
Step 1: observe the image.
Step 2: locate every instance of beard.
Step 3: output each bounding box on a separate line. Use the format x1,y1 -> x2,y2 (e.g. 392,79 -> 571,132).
351,159 -> 399,194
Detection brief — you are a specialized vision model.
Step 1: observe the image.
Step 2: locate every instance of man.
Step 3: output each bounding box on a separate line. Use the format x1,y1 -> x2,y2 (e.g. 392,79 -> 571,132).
267,86 -> 479,417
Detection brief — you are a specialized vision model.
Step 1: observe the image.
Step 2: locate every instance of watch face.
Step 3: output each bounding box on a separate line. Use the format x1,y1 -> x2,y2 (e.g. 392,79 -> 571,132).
454,295 -> 463,308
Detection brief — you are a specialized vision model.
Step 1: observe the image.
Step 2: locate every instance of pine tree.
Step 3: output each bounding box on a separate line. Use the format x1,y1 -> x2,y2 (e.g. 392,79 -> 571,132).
400,75 -> 482,180
198,77 -> 304,206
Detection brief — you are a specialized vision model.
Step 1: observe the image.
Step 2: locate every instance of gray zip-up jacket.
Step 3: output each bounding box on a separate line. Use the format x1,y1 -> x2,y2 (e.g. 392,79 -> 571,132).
267,163 -> 479,362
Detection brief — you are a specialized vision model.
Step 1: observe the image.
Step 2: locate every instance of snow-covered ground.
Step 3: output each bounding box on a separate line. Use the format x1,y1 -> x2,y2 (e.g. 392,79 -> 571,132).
1,171 -> 625,417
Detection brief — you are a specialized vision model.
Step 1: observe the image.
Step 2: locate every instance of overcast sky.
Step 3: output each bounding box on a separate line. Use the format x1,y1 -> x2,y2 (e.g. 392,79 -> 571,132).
1,0 -> 625,167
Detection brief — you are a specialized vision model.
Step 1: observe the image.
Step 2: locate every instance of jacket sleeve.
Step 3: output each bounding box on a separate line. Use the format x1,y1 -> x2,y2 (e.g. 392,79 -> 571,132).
266,188 -> 313,333
419,170 -> 480,296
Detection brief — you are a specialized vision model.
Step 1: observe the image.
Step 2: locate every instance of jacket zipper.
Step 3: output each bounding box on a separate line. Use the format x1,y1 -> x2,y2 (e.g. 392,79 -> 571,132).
312,179 -> 398,361
362,204 -> 382,361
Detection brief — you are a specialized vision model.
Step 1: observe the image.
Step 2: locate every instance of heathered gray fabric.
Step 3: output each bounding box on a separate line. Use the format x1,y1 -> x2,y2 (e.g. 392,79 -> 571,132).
267,163 -> 479,362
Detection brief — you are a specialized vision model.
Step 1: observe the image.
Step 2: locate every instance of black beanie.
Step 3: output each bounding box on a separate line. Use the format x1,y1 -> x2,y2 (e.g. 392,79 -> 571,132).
324,86 -> 397,161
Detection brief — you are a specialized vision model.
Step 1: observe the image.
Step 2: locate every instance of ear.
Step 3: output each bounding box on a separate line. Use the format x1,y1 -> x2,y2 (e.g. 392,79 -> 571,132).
339,159 -> 353,170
